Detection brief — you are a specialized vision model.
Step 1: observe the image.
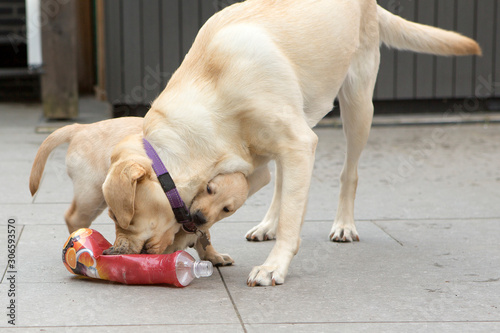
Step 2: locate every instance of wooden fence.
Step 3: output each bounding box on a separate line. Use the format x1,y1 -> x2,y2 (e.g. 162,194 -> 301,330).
104,0 -> 500,109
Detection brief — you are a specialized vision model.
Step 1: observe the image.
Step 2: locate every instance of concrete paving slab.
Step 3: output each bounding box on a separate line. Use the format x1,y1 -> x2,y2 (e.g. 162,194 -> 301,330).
15,224 -> 116,283
0,203 -> 113,227
1,225 -> 239,328
0,161 -> 36,204
0,136 -> 44,162
233,124 -> 500,223
0,227 -> 8,280
3,102 -> 500,331
209,221 -> 500,324
0,324 -> 244,332
2,223 -> 241,327
0,103 -> 43,128
0,279 -> 239,328
375,219 -> 500,285
246,322 -> 500,333
346,124 -> 500,220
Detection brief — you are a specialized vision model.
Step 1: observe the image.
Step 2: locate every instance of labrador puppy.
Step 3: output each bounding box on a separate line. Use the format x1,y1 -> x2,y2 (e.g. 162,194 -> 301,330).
102,133 -> 248,265
140,0 -> 480,286
29,118 -> 248,264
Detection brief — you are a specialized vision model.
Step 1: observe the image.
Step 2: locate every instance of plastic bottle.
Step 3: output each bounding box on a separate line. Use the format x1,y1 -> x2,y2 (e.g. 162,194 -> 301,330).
62,228 -> 213,287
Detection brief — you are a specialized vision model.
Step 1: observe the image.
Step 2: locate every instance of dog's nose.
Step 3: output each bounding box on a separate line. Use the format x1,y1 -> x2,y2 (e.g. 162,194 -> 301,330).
192,210 -> 207,226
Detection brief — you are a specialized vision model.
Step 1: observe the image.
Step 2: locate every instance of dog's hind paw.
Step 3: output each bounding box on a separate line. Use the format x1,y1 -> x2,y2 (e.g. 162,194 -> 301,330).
247,265 -> 284,287
245,222 -> 277,242
329,224 -> 360,242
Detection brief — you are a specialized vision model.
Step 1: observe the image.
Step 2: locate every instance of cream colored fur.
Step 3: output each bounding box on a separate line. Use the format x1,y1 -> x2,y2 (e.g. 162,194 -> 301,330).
142,0 -> 480,286
30,117 -> 248,266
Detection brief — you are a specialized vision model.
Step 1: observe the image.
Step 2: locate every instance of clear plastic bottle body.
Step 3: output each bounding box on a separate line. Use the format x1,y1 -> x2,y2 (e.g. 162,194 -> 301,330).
175,251 -> 213,287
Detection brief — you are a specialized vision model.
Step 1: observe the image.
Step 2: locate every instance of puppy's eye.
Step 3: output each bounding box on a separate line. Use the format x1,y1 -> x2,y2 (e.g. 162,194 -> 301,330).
207,185 -> 212,195
223,207 -> 230,213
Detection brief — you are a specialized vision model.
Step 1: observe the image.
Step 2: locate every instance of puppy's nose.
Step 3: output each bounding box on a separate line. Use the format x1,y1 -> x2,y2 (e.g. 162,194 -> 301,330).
192,210 -> 207,226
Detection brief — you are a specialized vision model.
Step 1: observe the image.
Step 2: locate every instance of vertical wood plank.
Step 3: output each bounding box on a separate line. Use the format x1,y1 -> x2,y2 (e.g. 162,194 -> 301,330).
161,0 -> 180,88
395,0 -> 415,99
41,0 -> 78,119
122,0 -> 142,104
475,0 -> 495,98
376,47 -> 396,100
104,0 -> 122,104
76,0 -> 95,93
95,0 -> 107,101
142,0 -> 162,104
374,0 -> 395,100
181,0 -> 200,58
454,0 -> 474,98
435,0 -> 455,98
415,0 -> 435,99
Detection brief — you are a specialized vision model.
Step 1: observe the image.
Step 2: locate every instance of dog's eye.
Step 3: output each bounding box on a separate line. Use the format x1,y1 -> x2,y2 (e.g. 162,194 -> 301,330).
223,207 -> 230,213
207,185 -> 212,195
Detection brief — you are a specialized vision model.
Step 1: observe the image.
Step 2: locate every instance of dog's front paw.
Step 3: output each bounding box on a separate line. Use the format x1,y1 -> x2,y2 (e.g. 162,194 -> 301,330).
104,236 -> 142,254
103,246 -> 129,255
329,223 -> 359,242
245,221 -> 277,242
205,253 -> 235,267
247,265 -> 284,287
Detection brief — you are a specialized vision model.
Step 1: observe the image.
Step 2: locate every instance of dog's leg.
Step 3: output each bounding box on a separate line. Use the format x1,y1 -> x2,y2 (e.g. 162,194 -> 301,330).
245,163 -> 280,241
247,122 -> 317,286
246,163 -> 271,198
330,53 -> 379,242
196,231 -> 234,266
65,192 -> 107,233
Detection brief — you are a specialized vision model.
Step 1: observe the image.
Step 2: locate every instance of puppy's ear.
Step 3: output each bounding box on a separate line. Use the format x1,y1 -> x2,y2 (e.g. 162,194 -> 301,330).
103,160 -> 146,229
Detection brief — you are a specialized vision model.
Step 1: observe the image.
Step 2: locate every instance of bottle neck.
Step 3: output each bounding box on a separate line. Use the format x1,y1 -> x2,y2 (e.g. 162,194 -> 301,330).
193,260 -> 213,278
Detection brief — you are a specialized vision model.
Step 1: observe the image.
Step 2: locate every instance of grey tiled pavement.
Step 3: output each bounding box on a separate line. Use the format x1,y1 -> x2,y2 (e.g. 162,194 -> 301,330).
1,98 -> 500,332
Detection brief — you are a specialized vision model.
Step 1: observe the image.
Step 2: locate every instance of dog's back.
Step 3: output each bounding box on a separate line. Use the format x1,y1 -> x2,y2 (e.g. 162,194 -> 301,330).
29,117 -> 143,196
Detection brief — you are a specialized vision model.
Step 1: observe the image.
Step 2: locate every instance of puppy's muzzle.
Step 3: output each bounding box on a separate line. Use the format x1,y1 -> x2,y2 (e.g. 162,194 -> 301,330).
192,210 -> 207,226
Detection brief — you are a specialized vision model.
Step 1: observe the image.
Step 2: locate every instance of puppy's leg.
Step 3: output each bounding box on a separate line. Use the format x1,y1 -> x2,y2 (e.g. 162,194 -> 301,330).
65,184 -> 107,233
65,198 -> 106,234
246,163 -> 280,241
247,121 -> 317,286
195,231 -> 234,266
142,229 -> 176,254
330,51 -> 379,242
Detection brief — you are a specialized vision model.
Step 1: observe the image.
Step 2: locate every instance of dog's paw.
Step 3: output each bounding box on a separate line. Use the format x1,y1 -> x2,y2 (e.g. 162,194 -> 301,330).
205,253 -> 235,267
329,223 -> 360,242
247,265 -> 284,287
245,221 -> 277,242
103,246 -> 129,255
104,237 -> 143,254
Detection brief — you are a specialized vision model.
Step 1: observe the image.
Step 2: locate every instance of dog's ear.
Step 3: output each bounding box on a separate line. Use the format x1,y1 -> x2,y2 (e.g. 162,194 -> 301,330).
103,160 -> 146,229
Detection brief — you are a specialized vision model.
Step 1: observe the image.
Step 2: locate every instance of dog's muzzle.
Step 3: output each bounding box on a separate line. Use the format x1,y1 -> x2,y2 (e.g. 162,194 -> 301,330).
192,211 -> 207,226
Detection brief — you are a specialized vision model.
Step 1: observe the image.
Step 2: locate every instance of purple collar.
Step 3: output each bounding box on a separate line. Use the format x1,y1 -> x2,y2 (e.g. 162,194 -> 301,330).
142,138 -> 196,233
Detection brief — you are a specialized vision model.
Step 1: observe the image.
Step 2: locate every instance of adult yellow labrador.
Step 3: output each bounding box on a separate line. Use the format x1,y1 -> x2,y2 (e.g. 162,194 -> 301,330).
142,0 -> 480,286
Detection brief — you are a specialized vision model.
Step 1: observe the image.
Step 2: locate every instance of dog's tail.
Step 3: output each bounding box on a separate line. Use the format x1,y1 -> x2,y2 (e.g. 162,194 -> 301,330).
377,6 -> 481,56
29,124 -> 81,196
